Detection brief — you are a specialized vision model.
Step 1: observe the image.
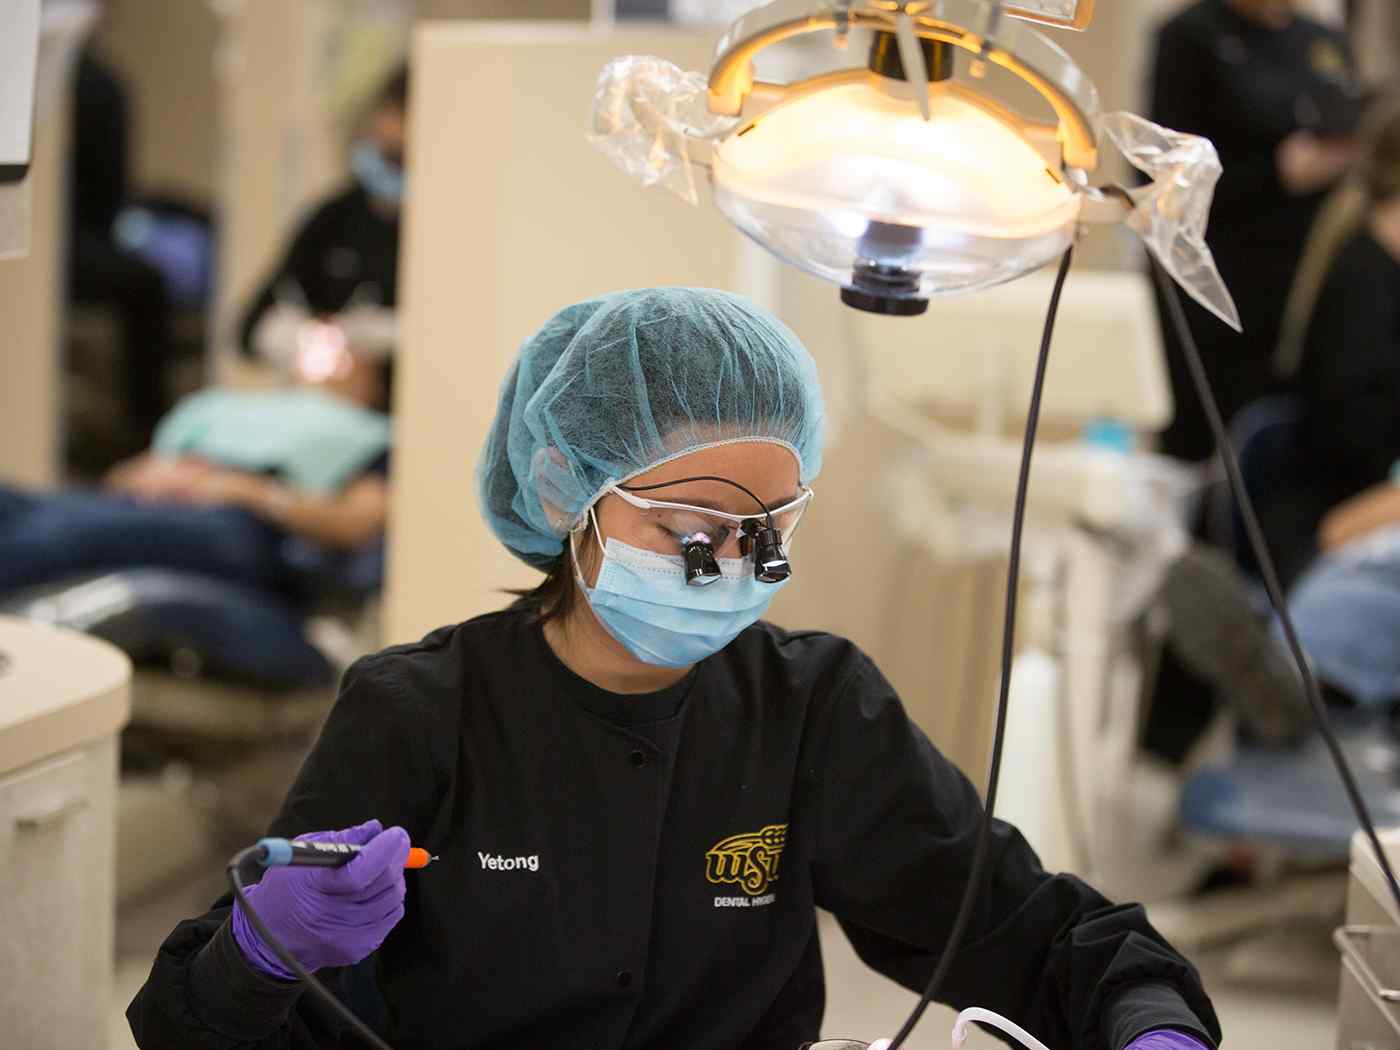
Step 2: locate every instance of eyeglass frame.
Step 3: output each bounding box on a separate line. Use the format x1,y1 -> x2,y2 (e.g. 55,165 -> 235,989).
604,483 -> 815,546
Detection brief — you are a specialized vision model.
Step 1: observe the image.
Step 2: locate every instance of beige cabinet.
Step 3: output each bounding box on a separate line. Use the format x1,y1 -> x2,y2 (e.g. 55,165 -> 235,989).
0,740 -> 119,1049
0,618 -> 130,1050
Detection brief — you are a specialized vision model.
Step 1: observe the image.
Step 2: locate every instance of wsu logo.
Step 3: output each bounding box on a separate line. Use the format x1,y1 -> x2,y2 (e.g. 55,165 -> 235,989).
705,823 -> 787,896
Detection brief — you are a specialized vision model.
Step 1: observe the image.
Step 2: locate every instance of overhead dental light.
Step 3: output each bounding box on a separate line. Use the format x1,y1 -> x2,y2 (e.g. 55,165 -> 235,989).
590,0 -> 1240,327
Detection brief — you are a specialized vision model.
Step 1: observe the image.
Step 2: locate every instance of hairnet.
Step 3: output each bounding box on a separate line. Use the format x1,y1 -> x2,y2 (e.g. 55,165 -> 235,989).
479,287 -> 825,570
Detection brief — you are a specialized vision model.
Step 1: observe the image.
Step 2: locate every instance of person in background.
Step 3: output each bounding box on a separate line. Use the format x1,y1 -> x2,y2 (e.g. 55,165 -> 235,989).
0,332 -> 391,598
1135,0 -> 1365,770
1142,93 -> 1400,760
1147,0 -> 1363,463
1262,93 -> 1400,587
238,64 -> 407,375
0,63 -> 411,602
1280,486 -> 1400,711
1246,93 -> 1400,710
68,42 -> 176,451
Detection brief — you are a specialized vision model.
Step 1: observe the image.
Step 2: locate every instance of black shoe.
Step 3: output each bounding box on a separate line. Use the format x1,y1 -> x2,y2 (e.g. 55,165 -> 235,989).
1161,545 -> 1310,746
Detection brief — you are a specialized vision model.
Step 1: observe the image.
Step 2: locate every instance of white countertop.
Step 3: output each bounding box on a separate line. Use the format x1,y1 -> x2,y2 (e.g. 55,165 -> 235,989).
0,615 -> 131,776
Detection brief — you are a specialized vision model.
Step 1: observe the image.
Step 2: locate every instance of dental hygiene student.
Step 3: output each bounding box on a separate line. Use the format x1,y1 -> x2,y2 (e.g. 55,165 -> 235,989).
239,64 -> 408,373
129,289 -> 1221,1050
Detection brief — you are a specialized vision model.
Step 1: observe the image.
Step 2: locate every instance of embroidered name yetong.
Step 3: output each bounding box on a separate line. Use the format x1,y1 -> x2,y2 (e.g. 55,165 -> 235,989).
478,851 -> 540,873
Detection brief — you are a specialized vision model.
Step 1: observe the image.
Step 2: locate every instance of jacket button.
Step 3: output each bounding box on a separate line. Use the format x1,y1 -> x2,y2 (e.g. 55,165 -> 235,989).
628,750 -> 647,768
616,970 -> 633,988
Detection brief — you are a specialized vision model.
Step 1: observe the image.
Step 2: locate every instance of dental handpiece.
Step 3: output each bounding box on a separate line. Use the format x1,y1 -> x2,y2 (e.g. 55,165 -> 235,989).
255,837 -> 437,870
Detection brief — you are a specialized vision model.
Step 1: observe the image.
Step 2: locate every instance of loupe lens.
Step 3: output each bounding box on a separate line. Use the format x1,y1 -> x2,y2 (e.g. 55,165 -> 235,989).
744,523 -> 791,584
681,533 -> 722,586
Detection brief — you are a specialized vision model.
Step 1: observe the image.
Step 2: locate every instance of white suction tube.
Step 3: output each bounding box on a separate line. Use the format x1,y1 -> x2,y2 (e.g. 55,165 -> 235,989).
951,1008 -> 1053,1050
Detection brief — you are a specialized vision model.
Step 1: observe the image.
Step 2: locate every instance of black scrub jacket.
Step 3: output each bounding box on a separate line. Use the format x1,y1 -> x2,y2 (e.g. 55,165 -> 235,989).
237,184 -> 401,356
128,608 -> 1220,1050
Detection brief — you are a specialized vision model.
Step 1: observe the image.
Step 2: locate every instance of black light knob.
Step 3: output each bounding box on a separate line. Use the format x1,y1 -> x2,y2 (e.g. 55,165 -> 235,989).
868,31 -> 952,82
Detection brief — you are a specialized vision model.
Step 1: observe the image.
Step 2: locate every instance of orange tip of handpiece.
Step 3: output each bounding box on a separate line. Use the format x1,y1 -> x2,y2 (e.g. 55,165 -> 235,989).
405,847 -> 433,869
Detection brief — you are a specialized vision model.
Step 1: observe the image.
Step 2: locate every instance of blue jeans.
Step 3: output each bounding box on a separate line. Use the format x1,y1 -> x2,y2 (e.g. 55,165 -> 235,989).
1280,526 -> 1400,707
0,483 -> 285,595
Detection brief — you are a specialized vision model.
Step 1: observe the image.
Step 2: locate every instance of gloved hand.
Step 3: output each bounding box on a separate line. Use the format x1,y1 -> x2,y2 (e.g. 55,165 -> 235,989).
232,819 -> 410,980
1126,1032 -> 1210,1050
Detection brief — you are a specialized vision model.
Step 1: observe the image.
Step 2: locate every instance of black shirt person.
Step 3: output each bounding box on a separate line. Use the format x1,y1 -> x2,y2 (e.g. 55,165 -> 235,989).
1252,95 -> 1400,586
239,66 -> 407,374
128,289 -> 1220,1050
1147,0 -> 1363,461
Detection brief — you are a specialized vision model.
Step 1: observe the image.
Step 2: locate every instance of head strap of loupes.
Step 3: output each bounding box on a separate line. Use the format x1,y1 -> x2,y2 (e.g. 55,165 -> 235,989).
588,0 -> 1240,331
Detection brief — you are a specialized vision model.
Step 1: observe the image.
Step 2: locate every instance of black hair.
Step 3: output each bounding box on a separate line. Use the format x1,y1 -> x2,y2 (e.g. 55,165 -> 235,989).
511,513 -> 606,625
510,554 -> 581,626
377,63 -> 409,111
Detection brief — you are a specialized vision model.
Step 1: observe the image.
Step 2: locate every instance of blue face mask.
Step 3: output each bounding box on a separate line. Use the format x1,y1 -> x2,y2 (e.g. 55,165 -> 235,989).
571,526 -> 785,668
351,141 -> 405,206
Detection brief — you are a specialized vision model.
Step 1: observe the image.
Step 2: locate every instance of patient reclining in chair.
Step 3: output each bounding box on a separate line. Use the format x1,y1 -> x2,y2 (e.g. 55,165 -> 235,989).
0,337 -> 391,599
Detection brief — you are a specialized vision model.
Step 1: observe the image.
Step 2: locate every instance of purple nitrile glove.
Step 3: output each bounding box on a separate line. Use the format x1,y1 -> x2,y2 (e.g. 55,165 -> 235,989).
1126,1032 -> 1210,1050
232,819 -> 410,981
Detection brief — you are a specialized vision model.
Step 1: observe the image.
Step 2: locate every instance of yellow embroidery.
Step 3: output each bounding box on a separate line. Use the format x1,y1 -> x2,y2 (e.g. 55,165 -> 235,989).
1309,40 -> 1346,79
705,824 -> 787,896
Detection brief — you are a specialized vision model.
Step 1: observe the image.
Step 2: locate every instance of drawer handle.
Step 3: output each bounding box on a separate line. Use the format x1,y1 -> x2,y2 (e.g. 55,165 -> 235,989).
15,797 -> 87,832
1336,925 -> 1400,1002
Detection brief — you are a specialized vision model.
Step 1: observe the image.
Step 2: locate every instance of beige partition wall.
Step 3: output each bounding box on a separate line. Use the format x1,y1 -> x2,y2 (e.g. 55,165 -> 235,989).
1355,0 -> 1400,82
387,22 -> 747,642
0,91 -> 69,487
94,0 -> 222,204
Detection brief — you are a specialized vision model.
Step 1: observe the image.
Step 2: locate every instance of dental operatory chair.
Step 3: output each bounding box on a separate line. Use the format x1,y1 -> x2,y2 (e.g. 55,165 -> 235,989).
0,538 -> 384,902
1180,712 -> 1400,863
1155,712 -> 1400,969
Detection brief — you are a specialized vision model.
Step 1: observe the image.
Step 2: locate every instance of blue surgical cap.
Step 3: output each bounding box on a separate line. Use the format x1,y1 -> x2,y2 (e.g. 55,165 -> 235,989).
478,287 -> 826,570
